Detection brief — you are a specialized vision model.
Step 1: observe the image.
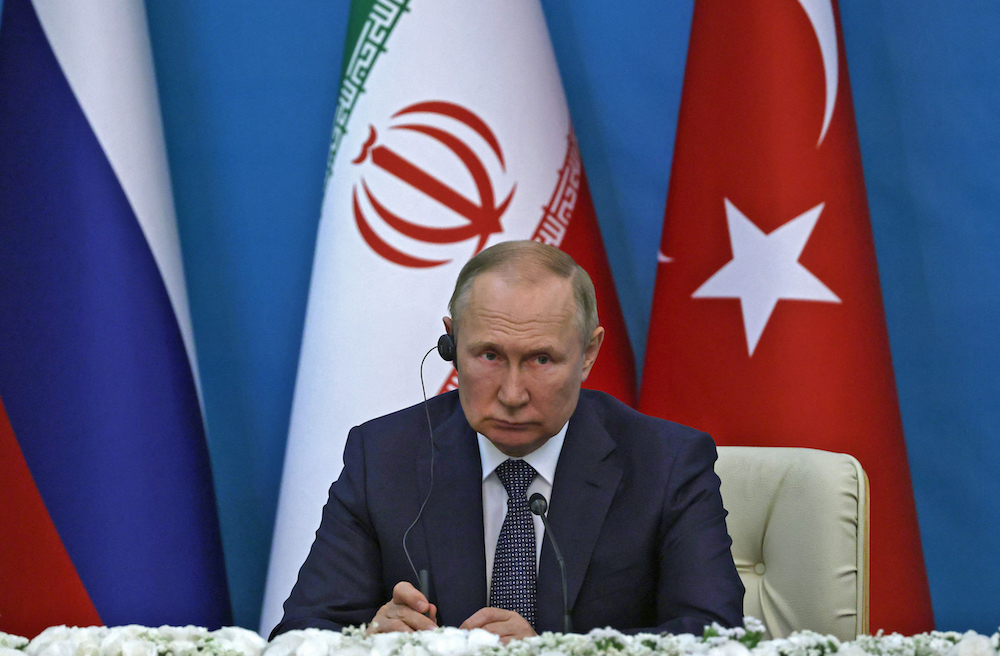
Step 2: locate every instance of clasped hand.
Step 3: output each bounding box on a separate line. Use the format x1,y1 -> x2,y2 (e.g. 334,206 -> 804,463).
368,582 -> 536,643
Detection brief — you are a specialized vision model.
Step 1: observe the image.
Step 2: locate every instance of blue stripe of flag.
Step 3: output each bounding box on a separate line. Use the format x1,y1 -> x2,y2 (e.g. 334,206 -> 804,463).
0,0 -> 231,628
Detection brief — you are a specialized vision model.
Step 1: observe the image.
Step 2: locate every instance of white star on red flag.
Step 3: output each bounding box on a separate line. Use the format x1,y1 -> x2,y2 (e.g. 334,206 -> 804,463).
692,198 -> 840,355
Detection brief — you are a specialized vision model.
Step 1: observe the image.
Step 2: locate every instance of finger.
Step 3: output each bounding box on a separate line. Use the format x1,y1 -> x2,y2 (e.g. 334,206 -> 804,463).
365,611 -> 413,635
461,609 -> 535,642
391,581 -> 430,614
460,607 -> 505,630
487,621 -> 536,644
393,604 -> 439,631
370,604 -> 438,634
367,616 -> 415,635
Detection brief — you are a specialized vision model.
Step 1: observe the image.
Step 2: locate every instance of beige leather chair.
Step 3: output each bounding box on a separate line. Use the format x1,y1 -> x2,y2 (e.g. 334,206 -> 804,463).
715,447 -> 869,641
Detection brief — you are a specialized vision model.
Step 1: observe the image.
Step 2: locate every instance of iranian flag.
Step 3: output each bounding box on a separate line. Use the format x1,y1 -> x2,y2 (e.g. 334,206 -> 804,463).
260,0 -> 634,634
639,0 -> 933,635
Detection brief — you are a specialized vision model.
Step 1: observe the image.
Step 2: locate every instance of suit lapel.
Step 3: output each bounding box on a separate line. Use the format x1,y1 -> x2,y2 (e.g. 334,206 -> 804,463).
421,404 -> 486,627
537,395 -> 621,631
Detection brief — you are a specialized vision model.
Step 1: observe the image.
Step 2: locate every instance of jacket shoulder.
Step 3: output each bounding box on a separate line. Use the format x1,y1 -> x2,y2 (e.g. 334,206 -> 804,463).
576,389 -> 717,459
355,389 -> 464,434
578,389 -> 708,439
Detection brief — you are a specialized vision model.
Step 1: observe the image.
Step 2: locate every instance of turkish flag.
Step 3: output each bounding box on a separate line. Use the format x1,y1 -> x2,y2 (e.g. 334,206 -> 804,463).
639,0 -> 933,634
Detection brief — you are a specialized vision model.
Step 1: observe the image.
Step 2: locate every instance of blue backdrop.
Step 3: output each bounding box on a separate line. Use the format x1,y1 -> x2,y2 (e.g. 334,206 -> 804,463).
10,0 -> 996,634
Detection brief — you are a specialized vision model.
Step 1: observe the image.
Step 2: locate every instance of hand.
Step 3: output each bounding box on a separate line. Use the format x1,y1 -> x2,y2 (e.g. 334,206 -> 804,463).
367,581 -> 438,634
460,608 -> 537,643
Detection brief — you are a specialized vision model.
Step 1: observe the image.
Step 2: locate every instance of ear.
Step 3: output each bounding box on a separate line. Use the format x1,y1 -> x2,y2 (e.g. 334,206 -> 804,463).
442,316 -> 453,335
580,326 -> 605,382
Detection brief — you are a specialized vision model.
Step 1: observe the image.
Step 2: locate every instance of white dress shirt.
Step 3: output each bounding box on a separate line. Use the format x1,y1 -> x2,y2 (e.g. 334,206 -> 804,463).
478,423 -> 568,596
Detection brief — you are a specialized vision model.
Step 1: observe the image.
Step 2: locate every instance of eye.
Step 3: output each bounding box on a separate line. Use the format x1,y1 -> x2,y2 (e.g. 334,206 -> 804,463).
482,352 -> 498,361
535,355 -> 551,365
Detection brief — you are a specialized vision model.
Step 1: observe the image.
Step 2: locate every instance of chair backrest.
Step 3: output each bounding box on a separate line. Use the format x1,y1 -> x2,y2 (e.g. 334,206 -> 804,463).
715,446 -> 869,641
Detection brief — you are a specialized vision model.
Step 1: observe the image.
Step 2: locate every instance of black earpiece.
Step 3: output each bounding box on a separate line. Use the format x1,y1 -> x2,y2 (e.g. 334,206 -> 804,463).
437,334 -> 456,362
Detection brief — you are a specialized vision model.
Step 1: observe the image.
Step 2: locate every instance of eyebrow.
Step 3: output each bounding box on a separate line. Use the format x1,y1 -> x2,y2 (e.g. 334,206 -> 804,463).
468,340 -> 562,357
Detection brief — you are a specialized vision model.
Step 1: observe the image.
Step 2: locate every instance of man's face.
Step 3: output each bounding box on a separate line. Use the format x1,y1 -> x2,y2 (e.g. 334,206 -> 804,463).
447,270 -> 603,457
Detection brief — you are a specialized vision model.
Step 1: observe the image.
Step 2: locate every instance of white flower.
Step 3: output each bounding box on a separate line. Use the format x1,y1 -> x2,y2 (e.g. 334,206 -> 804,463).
26,626 -> 74,656
117,639 -> 155,656
157,626 -> 206,643
212,627 -> 267,656
422,628 -> 472,656
29,628 -> 106,656
369,632 -> 403,656
98,630 -> 132,656
950,632 -> 996,656
99,626 -> 155,656
268,628 -> 353,656
707,640 -> 751,656
171,639 -> 201,656
837,642 -> 873,656
1,632 -> 29,650
927,637 -> 963,655
106,629 -> 144,643
879,633 -> 911,655
399,643 -> 431,656
30,642 -> 75,656
3,648 -> 29,656
293,634 -> 331,656
836,645 -> 874,656
262,631 -> 306,656
673,633 -> 705,653
464,631 -> 499,651
751,642 -> 778,656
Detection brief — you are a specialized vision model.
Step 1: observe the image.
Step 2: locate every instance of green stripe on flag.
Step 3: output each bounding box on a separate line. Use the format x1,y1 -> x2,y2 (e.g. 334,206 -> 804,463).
326,0 -> 411,182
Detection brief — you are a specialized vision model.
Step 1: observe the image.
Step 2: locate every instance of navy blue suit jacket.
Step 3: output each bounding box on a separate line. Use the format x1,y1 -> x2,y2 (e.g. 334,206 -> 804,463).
273,390 -> 743,637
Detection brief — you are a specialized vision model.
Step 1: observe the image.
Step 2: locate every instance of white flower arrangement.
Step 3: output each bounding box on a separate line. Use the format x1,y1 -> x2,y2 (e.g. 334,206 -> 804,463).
0,626 -> 263,656
1,632 -> 30,649
1,630 -> 30,656
1,620 -> 997,656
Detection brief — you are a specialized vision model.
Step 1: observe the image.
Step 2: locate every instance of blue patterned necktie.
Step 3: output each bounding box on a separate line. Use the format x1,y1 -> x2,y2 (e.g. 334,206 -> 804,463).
489,458 -> 538,627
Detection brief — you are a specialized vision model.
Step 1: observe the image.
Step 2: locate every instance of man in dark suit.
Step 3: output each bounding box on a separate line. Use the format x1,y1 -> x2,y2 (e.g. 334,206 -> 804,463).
273,241 -> 743,641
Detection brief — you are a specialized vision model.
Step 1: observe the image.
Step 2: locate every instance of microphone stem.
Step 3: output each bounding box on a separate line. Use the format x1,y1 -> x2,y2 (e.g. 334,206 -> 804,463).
537,511 -> 572,634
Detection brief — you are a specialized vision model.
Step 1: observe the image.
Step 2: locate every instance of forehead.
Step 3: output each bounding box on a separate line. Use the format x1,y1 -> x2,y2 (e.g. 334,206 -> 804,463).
460,270 -> 577,341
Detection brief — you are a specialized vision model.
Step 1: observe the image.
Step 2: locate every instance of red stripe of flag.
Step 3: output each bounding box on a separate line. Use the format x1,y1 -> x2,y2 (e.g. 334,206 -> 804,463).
0,396 -> 102,637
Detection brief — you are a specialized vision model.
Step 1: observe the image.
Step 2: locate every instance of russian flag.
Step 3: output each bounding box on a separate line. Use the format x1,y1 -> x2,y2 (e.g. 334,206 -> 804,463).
0,0 -> 231,637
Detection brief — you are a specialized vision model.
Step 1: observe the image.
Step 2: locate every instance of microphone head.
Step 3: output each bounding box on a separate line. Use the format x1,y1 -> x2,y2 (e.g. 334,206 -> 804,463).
528,492 -> 548,516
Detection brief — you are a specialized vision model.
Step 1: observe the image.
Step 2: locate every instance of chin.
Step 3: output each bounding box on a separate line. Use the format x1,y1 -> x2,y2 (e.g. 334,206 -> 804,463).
483,427 -> 550,457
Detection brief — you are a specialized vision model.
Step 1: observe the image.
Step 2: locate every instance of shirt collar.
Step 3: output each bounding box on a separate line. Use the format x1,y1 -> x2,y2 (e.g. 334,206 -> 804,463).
478,421 -> 568,487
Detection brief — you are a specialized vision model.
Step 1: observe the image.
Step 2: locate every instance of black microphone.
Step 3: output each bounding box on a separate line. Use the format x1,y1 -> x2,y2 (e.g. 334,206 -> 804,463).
529,493 -> 572,634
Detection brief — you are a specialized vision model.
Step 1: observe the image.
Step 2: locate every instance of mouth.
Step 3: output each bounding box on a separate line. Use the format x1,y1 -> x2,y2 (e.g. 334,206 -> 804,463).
489,419 -> 532,431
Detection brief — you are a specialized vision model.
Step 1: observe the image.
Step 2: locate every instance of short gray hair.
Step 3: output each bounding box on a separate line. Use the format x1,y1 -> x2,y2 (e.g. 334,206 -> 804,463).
448,240 -> 599,346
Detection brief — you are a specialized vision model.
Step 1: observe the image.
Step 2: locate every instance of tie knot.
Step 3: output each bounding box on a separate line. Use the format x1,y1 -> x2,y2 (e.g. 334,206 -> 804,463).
495,458 -> 536,500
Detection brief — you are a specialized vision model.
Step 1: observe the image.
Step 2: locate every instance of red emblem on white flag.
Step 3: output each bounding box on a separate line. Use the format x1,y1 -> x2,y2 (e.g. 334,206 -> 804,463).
640,0 -> 933,633
352,101 -> 513,267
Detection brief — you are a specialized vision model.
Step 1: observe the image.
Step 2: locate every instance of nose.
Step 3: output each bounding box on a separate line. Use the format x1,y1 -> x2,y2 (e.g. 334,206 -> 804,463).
497,364 -> 529,410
